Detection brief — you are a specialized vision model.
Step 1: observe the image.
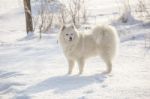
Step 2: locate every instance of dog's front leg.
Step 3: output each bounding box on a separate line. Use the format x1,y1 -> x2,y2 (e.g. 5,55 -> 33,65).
67,60 -> 75,74
77,58 -> 85,74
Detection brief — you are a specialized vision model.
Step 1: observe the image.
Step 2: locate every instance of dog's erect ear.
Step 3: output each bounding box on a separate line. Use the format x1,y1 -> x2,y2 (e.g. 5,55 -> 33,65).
61,25 -> 66,31
70,24 -> 75,29
71,25 -> 74,29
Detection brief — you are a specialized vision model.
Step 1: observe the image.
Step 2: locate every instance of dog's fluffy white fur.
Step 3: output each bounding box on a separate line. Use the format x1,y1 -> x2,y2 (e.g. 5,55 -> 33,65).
59,24 -> 119,74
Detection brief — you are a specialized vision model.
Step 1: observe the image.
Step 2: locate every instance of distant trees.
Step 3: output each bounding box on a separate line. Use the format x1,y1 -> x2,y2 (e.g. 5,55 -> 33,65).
22,0 -> 87,37
59,0 -> 87,28
23,0 -> 33,34
118,0 -> 150,23
67,0 -> 87,28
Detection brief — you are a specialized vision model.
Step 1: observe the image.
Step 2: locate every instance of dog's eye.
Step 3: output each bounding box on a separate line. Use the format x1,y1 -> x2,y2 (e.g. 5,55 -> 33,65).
66,34 -> 68,36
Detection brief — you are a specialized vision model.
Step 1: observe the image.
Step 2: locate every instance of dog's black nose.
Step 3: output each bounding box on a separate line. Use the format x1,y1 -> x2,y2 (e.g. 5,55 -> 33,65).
69,37 -> 72,41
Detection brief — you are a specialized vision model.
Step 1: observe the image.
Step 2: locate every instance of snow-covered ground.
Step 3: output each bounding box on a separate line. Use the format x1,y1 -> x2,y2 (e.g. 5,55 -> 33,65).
0,0 -> 150,99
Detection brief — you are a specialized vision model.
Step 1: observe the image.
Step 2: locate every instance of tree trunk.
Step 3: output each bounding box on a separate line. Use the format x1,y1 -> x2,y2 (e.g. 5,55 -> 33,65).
23,0 -> 33,34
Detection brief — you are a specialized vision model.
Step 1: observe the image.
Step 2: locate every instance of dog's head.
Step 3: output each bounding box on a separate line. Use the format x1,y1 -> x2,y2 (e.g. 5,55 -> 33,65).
59,25 -> 79,43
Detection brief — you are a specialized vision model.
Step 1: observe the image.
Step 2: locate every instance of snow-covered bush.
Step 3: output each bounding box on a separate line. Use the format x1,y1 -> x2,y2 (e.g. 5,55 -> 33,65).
59,0 -> 87,28
31,0 -> 87,38
31,0 -> 63,37
118,0 -> 136,23
67,0 -> 87,28
145,33 -> 150,48
135,0 -> 150,20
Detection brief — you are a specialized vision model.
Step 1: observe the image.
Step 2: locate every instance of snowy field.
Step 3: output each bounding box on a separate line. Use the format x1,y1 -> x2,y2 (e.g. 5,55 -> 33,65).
0,0 -> 150,99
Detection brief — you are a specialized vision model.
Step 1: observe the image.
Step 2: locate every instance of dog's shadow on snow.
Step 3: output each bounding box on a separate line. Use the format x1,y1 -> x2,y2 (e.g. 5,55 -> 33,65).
23,73 -> 107,94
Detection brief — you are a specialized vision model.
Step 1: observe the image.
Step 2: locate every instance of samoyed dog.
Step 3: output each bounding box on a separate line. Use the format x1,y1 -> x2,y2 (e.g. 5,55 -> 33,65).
59,24 -> 119,74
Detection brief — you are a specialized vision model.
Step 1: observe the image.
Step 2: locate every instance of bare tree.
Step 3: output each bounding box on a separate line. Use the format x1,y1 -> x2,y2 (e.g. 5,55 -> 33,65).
136,0 -> 150,19
68,0 -> 86,28
23,0 -> 33,34
31,0 -> 54,39
59,0 -> 87,28
145,33 -> 150,48
119,0 -> 132,23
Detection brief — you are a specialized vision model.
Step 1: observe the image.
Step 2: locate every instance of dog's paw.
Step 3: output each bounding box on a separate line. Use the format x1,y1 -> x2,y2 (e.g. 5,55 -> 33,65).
102,71 -> 111,75
67,71 -> 72,75
78,71 -> 83,75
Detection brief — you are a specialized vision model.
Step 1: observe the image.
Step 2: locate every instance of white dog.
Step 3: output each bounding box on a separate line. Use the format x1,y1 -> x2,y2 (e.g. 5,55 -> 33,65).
59,24 -> 119,74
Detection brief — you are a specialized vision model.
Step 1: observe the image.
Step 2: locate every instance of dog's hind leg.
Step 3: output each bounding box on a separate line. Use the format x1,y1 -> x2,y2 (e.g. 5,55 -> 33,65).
77,58 -> 85,74
68,60 -> 75,74
104,60 -> 112,74
100,52 -> 113,74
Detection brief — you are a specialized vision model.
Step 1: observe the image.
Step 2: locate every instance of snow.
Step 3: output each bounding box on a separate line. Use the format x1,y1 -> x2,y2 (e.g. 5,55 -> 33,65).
0,0 -> 150,99
0,3 -> 25,43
